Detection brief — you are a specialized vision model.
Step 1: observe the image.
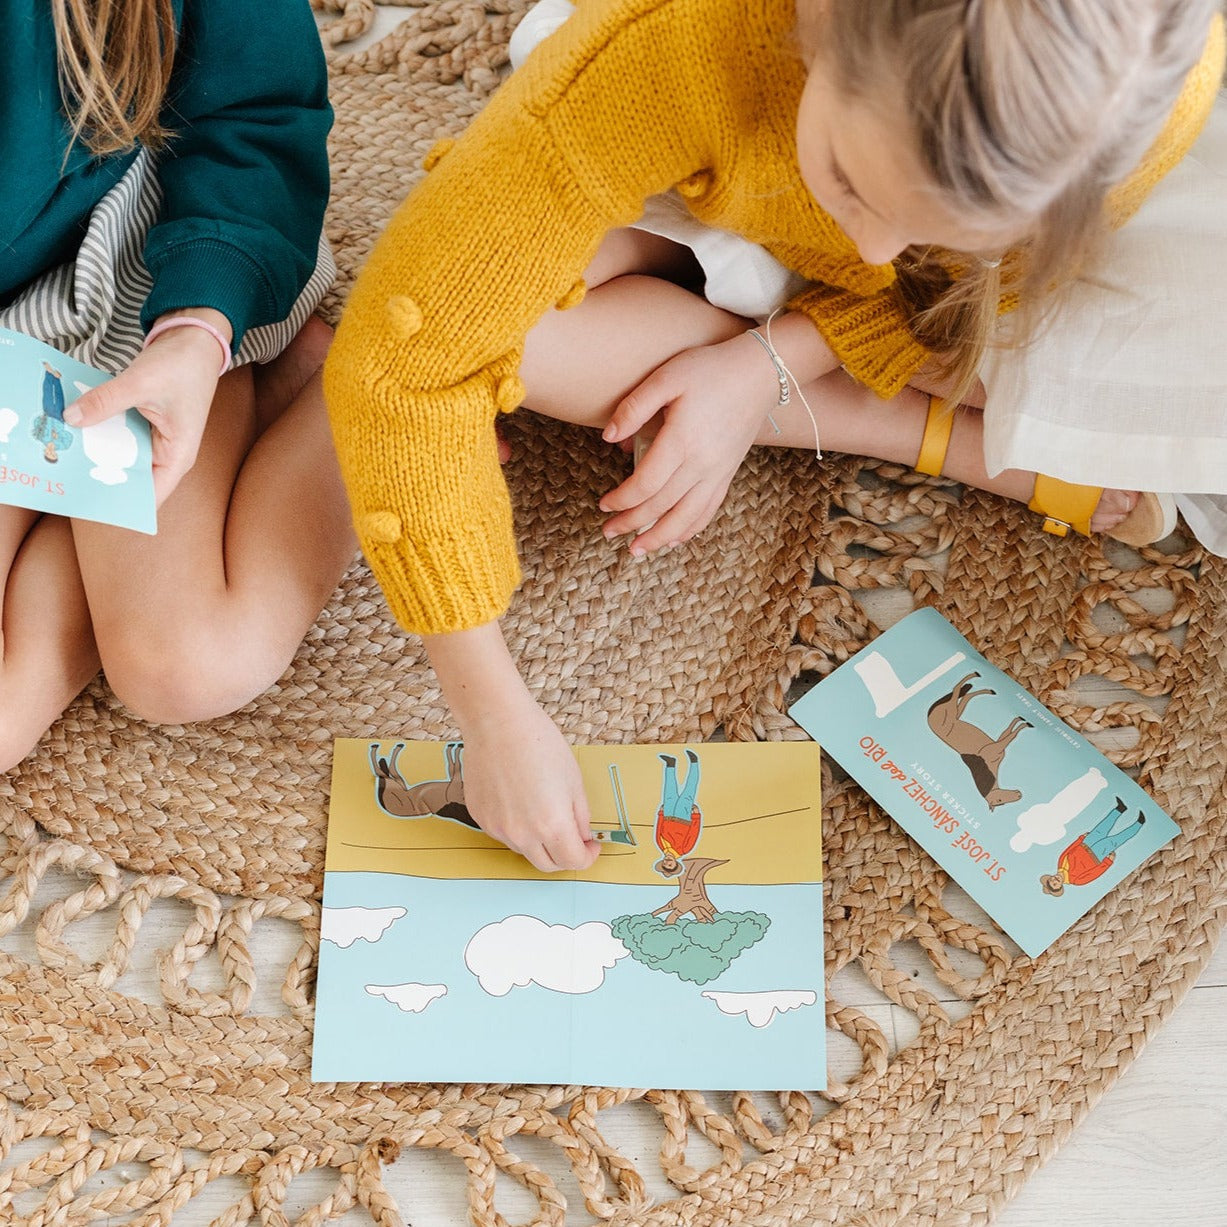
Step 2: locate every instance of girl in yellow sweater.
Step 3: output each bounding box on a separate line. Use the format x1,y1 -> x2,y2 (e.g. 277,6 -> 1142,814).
324,0 -> 1223,872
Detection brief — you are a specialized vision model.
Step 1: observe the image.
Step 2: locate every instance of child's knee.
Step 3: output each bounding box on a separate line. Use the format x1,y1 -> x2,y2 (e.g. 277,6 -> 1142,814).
100,632 -> 286,727
105,661 -> 268,727
584,228 -> 698,289
0,708 -> 49,775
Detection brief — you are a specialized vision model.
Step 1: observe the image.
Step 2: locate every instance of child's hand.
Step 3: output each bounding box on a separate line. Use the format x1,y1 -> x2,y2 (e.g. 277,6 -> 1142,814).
460,695 -> 600,873
598,332 -> 781,554
64,313 -> 231,506
424,620 -> 600,873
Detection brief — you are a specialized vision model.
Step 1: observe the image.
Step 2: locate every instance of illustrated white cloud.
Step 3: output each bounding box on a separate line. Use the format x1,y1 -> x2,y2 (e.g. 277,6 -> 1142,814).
1010,767 -> 1107,853
365,982 -> 447,1014
465,915 -> 628,997
320,905 -> 407,948
701,989 -> 818,1028
82,414 -> 140,485
0,406 -> 17,442
853,649 -> 967,718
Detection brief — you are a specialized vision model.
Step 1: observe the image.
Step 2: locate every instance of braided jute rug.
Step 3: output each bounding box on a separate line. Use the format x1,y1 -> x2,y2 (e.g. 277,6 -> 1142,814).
3,3 -> 1226,1224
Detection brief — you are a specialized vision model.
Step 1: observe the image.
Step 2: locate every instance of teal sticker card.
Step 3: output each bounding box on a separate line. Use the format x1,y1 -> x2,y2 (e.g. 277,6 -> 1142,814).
789,608 -> 1177,957
0,328 -> 155,533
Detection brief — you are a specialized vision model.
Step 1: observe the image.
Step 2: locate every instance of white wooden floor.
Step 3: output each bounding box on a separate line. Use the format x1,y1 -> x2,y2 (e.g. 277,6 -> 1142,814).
893,893 -> 1227,1226
1004,946 -> 1227,1225
1006,977 -> 1227,1225
1006,947 -> 1227,1225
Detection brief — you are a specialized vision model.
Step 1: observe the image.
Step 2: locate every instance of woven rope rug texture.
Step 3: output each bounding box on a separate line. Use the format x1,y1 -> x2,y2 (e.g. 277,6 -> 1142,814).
3,2 -> 1226,1224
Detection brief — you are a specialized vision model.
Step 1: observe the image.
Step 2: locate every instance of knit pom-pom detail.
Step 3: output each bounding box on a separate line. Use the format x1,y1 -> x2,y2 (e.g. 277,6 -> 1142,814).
676,170 -> 712,199
495,375 -> 526,414
555,279 -> 586,311
386,296 -> 423,338
422,139 -> 455,171
360,510 -> 403,544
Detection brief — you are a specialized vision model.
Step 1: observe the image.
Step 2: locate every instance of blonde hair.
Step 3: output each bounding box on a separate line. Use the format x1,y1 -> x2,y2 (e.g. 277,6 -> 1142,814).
810,0 -> 1220,399
52,0 -> 177,156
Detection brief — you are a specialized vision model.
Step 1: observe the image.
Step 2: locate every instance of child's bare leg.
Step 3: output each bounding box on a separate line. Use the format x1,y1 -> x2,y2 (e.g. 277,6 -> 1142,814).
768,373 -> 1137,533
583,227 -> 704,292
0,506 -> 99,771
520,226 -> 717,420
251,315 -> 334,432
522,273 -> 749,424
71,324 -> 355,725
522,233 -> 1137,535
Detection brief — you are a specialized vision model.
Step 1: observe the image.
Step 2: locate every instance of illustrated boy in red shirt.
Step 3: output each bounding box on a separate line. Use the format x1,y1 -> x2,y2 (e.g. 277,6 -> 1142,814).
653,749 -> 702,877
1040,796 -> 1146,896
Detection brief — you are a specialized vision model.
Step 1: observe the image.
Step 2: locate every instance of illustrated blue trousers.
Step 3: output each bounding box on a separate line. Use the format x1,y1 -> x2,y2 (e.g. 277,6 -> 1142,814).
659,755 -> 701,818
1085,798 -> 1144,861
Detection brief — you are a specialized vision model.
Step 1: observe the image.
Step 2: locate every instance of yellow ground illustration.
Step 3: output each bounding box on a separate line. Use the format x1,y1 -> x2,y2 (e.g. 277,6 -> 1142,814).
325,740 -> 822,886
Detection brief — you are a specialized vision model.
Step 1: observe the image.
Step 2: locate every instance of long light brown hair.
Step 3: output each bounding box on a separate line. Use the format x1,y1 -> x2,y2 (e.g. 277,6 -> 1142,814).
52,0 -> 177,156
808,0 -> 1220,400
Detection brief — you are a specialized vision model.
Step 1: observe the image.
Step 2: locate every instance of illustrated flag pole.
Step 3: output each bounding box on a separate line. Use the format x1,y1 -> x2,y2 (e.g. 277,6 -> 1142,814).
593,763 -> 638,845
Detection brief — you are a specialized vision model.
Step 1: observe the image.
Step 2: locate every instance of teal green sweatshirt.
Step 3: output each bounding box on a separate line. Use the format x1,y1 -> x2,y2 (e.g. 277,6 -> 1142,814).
0,0 -> 332,349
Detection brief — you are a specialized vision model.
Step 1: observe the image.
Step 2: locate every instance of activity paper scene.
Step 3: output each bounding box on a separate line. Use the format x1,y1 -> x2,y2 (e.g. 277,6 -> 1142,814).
0,328 -> 155,532
791,608 -> 1179,957
313,741 -> 826,1090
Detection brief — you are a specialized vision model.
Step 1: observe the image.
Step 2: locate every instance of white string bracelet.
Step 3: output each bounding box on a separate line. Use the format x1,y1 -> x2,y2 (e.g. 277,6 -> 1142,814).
748,309 -> 822,460
143,316 -> 233,377
746,328 -> 791,412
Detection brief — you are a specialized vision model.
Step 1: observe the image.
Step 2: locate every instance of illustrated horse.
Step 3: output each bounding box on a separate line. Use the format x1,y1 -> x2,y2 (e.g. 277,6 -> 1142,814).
368,740 -> 478,828
925,674 -> 1030,810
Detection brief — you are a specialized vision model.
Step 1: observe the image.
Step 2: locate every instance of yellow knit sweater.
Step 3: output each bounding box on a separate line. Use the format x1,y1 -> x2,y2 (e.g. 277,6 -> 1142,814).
324,0 -> 1224,636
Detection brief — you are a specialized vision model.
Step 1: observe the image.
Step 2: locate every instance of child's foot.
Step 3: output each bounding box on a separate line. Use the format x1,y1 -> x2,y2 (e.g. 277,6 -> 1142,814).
252,315 -> 334,432
910,397 -> 1175,547
772,374 -> 1177,546
1091,490 -> 1141,534
1088,488 -> 1179,543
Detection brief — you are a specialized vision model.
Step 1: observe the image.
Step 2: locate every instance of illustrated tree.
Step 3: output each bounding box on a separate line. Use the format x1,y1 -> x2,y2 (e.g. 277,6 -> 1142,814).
651,856 -> 728,924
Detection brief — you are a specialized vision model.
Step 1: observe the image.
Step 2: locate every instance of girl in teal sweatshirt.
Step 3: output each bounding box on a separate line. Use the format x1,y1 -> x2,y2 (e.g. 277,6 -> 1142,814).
0,0 -> 354,771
